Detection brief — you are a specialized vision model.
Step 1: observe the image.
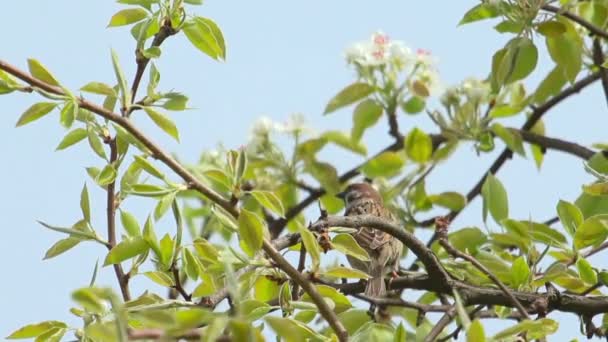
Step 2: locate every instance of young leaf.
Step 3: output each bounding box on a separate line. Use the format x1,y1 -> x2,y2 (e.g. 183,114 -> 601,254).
324,82 -> 375,114
491,123 -> 526,156
133,155 -> 164,179
27,59 -> 60,86
351,99 -> 383,142
87,127 -> 107,160
182,17 -> 226,60
15,102 -> 57,127
7,321 -> 67,339
300,228 -> 321,270
107,8 -> 148,27
238,209 -> 266,256
43,237 -> 80,260
80,82 -> 117,97
467,320 -> 486,342
143,216 -> 161,257
56,128 -> 87,150
405,127 -> 433,163
103,237 -> 149,266
80,184 -> 91,222
96,164 -> 117,186
120,210 -> 142,237
331,233 -> 370,261
546,19 -> 582,83
557,200 -> 583,238
576,257 -> 597,285
511,256 -> 530,288
428,192 -> 467,211
481,173 -> 509,223
574,214 -> 608,250
110,49 -> 131,108
143,107 -> 180,141
323,266 -> 369,279
459,3 -> 499,25
361,151 -> 405,178
250,190 -> 285,217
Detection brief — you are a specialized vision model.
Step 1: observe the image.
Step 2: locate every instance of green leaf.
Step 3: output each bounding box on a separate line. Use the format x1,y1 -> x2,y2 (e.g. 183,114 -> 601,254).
15,102 -> 57,127
43,237 -> 80,260
117,0 -> 155,10
302,285 -> 352,313
154,192 -> 176,221
183,17 -> 226,60
305,159 -> 341,194
351,99 -> 383,142
104,237 -> 149,266
494,21 -> 524,34
401,96 -> 426,114
37,221 -> 97,241
108,8 -> 148,27
56,128 -> 87,150
405,127 -> 432,163
184,0 -> 203,4
143,216 -> 161,257
182,248 -> 200,280
110,49 -> 131,108
238,209 -> 266,256
87,127 -> 107,160
448,227 -> 487,253
129,184 -> 172,197
142,46 -> 161,59
321,130 -> 367,156
331,233 -> 370,262
546,19 -> 582,83
557,200 -> 583,238
491,123 -> 525,156
533,67 -> 567,104
162,93 -> 189,111
250,190 -> 285,217
360,151 -> 405,178
61,101 -> 78,128
35,327 -> 66,342
324,82 -> 375,114
192,273 -> 217,297
536,21 -> 567,37
265,316 -> 323,341
481,173 -> 509,223
80,184 -> 91,222
72,288 -> 106,314
511,256 -> 530,288
300,229 -> 321,270
80,82 -> 117,96
324,266 -> 369,279
143,107 -> 179,141
459,3 -> 499,25
27,59 -> 60,86
492,37 -> 538,89
583,182 -> 608,196
134,155 -> 164,179
428,191 -> 466,211
7,321 -> 67,339
492,318 -> 558,340
144,271 -> 174,287
574,214 -> 608,250
578,2 -> 608,28
467,319 -> 485,342
96,164 -> 117,186
577,257 -> 597,285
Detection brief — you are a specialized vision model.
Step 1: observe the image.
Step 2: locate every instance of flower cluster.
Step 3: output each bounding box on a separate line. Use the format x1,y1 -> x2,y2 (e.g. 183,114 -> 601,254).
440,77 -> 491,108
345,31 -> 442,98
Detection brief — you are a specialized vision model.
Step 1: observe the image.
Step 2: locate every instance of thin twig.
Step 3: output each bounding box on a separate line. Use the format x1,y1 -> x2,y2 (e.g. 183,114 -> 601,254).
171,264 -> 191,301
106,138 -> 131,301
436,219 -> 530,319
517,129 -> 595,160
424,308 -> 456,342
291,243 -> 307,300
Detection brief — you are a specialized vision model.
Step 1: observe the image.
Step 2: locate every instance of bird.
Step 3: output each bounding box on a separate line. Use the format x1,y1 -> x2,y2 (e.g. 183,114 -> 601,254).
336,183 -> 403,297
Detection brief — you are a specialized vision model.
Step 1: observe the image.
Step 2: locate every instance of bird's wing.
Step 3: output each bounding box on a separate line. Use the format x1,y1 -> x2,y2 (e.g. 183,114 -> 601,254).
346,200 -> 394,252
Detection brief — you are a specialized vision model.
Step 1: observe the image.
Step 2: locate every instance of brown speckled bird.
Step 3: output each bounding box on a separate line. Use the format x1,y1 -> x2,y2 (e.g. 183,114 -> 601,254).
337,183 -> 403,297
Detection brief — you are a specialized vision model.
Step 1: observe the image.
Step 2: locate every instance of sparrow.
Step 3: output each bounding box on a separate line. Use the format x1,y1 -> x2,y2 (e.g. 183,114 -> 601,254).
337,183 -> 403,297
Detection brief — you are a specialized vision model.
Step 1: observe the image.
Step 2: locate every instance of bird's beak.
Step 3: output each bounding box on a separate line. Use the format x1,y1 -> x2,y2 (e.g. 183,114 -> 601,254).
336,191 -> 346,200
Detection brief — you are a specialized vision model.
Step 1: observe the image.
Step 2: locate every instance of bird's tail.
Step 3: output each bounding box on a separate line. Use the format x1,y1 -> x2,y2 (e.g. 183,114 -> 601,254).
365,264 -> 386,297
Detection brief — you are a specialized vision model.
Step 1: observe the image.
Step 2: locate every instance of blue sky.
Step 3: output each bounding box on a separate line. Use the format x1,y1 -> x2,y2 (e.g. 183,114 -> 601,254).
1,0 -> 605,339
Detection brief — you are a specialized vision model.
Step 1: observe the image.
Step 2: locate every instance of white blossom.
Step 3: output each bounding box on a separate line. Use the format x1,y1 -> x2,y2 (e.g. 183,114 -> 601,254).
462,77 -> 490,102
251,116 -> 275,137
275,113 -> 312,135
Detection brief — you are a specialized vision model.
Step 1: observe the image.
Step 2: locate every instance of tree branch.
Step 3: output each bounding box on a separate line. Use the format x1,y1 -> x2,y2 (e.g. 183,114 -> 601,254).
435,218 -> 530,319
424,308 -> 456,342
592,38 -> 608,111
0,59 -> 238,218
309,215 -> 451,289
542,5 -> 608,40
517,129 -> 595,160
106,138 -> 131,301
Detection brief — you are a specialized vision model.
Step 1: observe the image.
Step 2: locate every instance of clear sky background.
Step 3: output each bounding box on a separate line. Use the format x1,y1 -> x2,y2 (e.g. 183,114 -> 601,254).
1,1 -> 606,340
